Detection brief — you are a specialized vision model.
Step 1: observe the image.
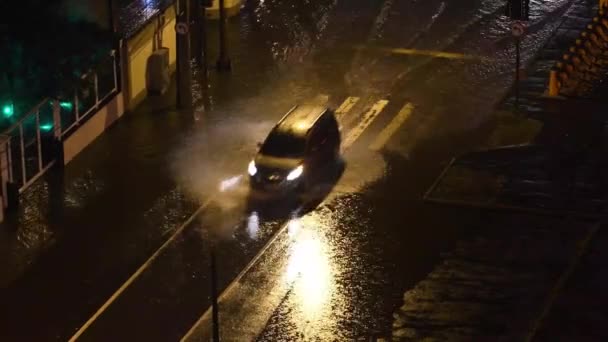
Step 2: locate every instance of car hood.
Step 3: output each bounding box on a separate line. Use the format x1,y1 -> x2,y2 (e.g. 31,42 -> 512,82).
254,154 -> 303,172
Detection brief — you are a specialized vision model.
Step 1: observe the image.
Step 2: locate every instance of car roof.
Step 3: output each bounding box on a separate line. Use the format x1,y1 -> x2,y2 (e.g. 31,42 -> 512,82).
274,104 -> 329,137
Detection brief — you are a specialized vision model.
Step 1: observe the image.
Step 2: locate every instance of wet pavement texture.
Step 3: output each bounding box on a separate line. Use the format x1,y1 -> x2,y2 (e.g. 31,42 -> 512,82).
425,141 -> 608,219
391,212 -> 599,341
0,0 -> 603,340
532,224 -> 608,342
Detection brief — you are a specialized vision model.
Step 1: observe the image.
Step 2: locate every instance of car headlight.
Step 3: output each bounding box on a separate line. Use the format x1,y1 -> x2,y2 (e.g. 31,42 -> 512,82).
286,165 -> 303,181
248,160 -> 257,176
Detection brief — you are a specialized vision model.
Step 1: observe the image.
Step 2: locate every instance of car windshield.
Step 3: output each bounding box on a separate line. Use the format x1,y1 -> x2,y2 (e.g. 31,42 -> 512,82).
260,131 -> 306,158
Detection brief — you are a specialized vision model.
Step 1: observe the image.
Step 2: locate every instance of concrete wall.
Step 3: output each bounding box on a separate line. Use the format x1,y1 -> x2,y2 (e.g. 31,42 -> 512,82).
122,0 -> 242,110
60,0 -> 245,166
63,93 -> 125,164
123,5 -> 178,111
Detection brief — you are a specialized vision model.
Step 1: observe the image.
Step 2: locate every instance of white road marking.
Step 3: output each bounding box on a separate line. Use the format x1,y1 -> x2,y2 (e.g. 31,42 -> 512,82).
369,102 -> 414,151
335,96 -> 359,121
67,197 -> 215,342
342,99 -> 389,150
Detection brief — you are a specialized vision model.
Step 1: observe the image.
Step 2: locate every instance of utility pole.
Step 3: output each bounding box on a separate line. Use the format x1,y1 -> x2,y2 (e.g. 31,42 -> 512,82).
511,21 -> 525,113
216,0 -> 231,71
210,245 -> 220,342
176,0 -> 193,109
506,0 -> 528,114
191,0 -> 203,65
107,0 -> 118,34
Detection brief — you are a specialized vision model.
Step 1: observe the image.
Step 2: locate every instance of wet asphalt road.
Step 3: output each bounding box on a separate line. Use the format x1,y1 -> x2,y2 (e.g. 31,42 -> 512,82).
0,0 -> 581,340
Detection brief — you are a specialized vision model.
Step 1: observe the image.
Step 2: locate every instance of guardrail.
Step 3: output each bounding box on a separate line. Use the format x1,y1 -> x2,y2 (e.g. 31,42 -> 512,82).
0,50 -> 119,200
547,4 -> 608,97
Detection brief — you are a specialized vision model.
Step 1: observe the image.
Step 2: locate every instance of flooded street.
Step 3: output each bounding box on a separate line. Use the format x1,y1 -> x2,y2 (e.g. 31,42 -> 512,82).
0,0 -> 592,340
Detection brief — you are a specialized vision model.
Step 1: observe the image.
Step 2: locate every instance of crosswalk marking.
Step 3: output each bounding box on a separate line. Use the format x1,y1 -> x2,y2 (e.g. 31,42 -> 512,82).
335,96 -> 359,120
342,99 -> 389,149
369,102 -> 414,151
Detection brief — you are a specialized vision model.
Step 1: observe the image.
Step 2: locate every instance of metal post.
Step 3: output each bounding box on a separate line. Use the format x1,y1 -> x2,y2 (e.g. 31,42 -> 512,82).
35,112 -> 43,172
7,138 -> 13,183
210,245 -> 220,342
108,0 -> 118,33
216,0 -> 231,71
192,0 -> 203,64
202,3 -> 208,68
111,50 -> 118,92
74,91 -> 80,121
52,100 -> 62,139
19,124 -> 25,186
94,73 -> 100,106
197,2 -> 209,113
515,37 -> 520,112
176,0 -> 193,110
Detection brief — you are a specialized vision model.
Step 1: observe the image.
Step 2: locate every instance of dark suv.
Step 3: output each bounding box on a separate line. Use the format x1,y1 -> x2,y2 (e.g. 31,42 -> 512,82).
248,104 -> 341,194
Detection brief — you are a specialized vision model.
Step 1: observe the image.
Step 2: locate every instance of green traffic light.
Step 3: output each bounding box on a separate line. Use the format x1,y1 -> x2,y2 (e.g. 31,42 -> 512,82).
2,103 -> 14,118
59,101 -> 73,110
40,124 -> 53,131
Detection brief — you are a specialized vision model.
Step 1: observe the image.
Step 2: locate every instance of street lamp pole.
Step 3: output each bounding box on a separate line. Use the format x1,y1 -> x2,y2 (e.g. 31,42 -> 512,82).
210,244 -> 220,342
176,0 -> 193,110
510,20 -> 524,114
216,0 -> 231,71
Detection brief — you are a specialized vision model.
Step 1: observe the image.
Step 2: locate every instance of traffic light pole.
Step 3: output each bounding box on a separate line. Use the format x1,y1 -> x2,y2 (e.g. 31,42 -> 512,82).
216,0 -> 231,71
176,0 -> 193,110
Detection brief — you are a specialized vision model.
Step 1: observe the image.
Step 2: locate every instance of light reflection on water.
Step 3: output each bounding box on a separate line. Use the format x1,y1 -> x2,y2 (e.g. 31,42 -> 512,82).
282,215 -> 338,338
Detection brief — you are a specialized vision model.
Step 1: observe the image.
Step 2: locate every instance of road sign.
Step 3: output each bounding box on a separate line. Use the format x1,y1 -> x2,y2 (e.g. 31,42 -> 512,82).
511,21 -> 525,37
175,22 -> 188,35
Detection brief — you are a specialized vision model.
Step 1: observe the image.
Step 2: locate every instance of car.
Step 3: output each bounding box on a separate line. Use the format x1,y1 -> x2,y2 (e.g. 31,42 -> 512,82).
248,104 -> 341,195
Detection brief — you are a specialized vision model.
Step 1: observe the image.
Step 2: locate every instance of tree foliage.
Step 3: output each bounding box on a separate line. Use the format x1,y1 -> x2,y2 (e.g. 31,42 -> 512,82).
0,0 -> 114,106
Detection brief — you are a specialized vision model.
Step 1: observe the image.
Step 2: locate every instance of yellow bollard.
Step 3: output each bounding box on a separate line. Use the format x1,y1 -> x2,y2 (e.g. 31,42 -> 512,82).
548,69 -> 560,96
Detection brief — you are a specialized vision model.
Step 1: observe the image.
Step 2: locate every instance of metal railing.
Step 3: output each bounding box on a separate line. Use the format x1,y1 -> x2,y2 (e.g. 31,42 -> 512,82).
60,50 -> 119,138
0,49 -> 119,194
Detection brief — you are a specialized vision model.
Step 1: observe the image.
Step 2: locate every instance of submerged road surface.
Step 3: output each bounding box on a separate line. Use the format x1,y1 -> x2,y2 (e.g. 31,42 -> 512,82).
0,0 -> 580,340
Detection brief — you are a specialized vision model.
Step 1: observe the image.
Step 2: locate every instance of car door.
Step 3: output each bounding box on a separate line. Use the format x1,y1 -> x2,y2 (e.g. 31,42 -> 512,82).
311,118 -> 333,165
